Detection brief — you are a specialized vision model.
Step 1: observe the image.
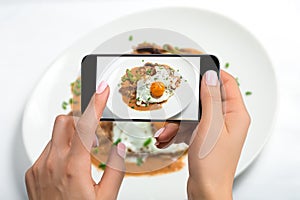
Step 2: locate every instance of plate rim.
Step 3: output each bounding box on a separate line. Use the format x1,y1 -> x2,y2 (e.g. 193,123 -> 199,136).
21,6 -> 278,178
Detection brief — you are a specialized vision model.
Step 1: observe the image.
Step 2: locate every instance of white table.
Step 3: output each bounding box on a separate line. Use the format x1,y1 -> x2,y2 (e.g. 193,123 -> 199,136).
0,1 -> 299,199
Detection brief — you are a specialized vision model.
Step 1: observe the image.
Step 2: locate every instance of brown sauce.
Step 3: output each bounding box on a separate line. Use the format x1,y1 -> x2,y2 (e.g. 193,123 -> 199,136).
91,146 -> 187,176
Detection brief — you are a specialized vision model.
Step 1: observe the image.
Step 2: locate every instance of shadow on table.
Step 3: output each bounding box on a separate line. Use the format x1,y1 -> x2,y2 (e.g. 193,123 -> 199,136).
11,114 -> 31,199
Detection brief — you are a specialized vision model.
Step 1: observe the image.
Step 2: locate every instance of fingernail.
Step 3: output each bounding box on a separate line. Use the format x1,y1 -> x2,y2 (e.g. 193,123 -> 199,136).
205,70 -> 218,86
117,142 -> 126,159
92,135 -> 99,147
155,141 -> 160,146
154,127 -> 165,138
96,81 -> 108,94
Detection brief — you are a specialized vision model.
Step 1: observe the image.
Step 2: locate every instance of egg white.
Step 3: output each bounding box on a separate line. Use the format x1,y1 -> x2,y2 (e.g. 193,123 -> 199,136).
136,66 -> 180,106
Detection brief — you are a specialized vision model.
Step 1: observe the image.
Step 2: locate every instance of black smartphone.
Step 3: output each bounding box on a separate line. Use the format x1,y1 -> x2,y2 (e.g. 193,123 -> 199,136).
81,54 -> 219,122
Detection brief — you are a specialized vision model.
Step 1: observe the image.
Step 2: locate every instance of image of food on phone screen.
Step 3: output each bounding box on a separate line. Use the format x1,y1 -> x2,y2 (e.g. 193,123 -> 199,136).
82,54 -> 218,122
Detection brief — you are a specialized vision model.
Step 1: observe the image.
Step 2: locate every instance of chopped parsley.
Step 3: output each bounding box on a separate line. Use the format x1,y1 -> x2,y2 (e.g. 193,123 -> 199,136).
93,148 -> 99,154
128,35 -> 133,41
143,138 -> 152,147
146,69 -> 152,75
62,101 -> 68,110
131,106 -> 135,109
113,138 -> 122,146
142,59 -> 144,62
98,163 -> 106,170
225,62 -> 230,69
136,157 -> 143,166
68,98 -> 73,104
245,91 -> 252,96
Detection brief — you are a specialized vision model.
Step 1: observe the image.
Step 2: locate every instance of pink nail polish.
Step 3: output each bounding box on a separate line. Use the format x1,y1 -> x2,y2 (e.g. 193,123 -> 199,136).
96,81 -> 108,94
154,127 -> 165,138
117,143 -> 126,159
205,70 -> 218,86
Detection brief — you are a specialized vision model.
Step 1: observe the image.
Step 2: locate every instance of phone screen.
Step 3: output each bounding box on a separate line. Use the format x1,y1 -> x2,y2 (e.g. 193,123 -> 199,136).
94,55 -> 200,122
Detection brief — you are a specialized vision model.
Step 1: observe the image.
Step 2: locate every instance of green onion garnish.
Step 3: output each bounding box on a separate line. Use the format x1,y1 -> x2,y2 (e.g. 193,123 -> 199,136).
225,62 -> 230,69
113,138 -> 122,146
129,35 -> 133,41
143,138 -> 152,147
98,163 -> 106,170
136,157 -> 143,166
62,101 -> 68,110
245,91 -> 252,96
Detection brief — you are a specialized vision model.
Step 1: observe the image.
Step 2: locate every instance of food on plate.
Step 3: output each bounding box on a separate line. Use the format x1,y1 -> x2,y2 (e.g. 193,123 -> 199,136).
119,62 -> 182,111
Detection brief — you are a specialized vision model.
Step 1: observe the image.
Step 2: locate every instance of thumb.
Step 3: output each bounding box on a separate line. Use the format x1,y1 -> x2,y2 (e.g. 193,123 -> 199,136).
189,70 -> 224,159
96,142 -> 126,199
76,81 -> 110,151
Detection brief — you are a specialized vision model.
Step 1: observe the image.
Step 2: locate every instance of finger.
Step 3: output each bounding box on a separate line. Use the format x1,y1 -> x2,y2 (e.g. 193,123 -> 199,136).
76,81 -> 110,151
96,143 -> 126,199
220,70 -> 251,134
220,70 -> 247,114
51,115 -> 75,151
154,123 -> 178,143
190,70 -> 224,159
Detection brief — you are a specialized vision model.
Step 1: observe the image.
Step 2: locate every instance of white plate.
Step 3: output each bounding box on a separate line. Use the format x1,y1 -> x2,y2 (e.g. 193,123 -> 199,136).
22,7 -> 277,200
102,56 -> 198,120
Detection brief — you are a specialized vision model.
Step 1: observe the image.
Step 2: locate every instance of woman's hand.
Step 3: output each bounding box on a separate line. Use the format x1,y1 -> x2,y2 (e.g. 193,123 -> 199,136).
25,81 -> 126,200
155,70 -> 251,199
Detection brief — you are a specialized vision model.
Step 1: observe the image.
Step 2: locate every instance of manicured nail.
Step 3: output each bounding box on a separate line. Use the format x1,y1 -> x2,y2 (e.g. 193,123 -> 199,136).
205,70 -> 218,86
154,127 -> 165,138
92,135 -> 99,147
96,81 -> 108,94
117,142 -> 126,159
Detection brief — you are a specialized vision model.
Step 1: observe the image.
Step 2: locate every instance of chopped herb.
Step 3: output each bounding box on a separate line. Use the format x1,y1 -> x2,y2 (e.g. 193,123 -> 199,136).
154,77 -> 158,80
235,77 -> 240,86
185,80 -> 187,82
143,138 -> 152,147
70,82 -> 75,87
98,163 -> 106,170
69,98 -> 73,104
113,138 -> 122,146
131,106 -> 135,109
117,83 -> 121,87
128,35 -> 133,41
93,148 -> 99,154
142,59 -> 144,62
177,69 -> 179,72
62,101 -> 68,110
136,97 -> 140,101
136,157 -> 143,166
245,91 -> 252,96
146,69 -> 152,75
225,62 -> 230,69
147,97 -> 151,101
73,89 -> 81,96
180,76 -> 182,79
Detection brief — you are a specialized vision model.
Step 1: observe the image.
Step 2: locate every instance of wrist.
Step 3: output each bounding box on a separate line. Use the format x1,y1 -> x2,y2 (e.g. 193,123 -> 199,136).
187,177 -> 232,200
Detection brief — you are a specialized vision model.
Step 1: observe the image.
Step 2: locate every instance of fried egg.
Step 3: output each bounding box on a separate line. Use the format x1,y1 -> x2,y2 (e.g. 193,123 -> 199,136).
136,66 -> 181,106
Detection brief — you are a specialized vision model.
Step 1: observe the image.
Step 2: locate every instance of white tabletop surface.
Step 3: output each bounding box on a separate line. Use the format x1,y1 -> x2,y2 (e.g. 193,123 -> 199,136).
1,0 -> 300,199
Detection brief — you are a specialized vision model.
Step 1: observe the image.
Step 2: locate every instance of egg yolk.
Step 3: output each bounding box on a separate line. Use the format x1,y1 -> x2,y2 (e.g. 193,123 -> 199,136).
150,82 -> 165,98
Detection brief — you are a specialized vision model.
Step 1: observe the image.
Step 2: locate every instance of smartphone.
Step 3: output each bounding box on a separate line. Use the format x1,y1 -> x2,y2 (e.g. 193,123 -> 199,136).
81,54 -> 219,122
